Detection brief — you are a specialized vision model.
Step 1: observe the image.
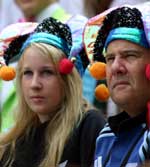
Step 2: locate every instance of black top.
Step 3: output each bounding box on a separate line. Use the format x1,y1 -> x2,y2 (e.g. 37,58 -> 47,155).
0,110 -> 105,167
108,110 -> 146,135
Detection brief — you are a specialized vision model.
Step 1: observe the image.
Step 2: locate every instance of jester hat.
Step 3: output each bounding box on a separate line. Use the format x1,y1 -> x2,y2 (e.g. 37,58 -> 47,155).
84,5 -> 150,100
83,7 -> 117,101
83,5 -> 150,101
0,22 -> 38,80
93,6 -> 149,61
0,17 -> 89,81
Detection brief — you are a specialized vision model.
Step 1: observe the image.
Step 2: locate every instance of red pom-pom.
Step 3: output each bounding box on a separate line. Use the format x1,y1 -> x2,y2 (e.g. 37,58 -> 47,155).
146,101 -> 150,129
145,64 -> 150,80
59,58 -> 74,74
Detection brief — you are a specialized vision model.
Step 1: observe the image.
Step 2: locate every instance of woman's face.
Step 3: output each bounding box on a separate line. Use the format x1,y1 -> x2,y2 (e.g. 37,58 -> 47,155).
21,47 -> 63,122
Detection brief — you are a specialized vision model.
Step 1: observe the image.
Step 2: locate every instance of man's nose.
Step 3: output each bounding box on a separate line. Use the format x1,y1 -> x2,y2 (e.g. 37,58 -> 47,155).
111,57 -> 126,75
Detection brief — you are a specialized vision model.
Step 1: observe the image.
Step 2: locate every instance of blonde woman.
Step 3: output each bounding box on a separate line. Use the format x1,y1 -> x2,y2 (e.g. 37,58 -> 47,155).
0,17 -> 105,167
0,0 -> 72,133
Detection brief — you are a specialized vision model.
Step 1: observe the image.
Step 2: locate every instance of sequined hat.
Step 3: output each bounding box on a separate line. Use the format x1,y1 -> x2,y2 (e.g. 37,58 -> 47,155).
93,6 -> 149,62
0,17 -> 89,80
0,22 -> 38,81
83,5 -> 150,101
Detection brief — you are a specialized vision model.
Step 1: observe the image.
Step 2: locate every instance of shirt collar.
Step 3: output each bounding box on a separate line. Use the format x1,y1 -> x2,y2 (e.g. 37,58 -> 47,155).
108,110 -> 147,135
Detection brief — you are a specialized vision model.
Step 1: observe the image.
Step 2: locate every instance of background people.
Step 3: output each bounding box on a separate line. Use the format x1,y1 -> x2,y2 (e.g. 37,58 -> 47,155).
15,0 -> 71,22
83,0 -> 112,18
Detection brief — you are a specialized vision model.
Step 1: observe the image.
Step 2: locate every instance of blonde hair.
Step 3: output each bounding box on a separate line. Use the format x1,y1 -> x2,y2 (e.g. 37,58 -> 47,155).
0,43 -> 84,167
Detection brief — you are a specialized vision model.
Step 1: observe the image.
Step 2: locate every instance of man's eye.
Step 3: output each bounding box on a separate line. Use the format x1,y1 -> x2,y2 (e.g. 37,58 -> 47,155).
126,54 -> 136,57
106,57 -> 114,63
125,54 -> 137,60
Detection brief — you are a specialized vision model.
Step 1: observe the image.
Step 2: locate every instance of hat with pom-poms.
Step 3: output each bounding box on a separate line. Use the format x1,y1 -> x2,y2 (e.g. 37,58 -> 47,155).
83,5 -> 150,102
66,14 -> 89,77
83,7 -> 117,101
0,22 -> 38,81
2,17 -> 89,80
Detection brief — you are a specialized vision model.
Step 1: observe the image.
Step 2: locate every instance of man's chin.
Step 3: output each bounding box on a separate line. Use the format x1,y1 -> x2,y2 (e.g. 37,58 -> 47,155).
112,95 -> 128,106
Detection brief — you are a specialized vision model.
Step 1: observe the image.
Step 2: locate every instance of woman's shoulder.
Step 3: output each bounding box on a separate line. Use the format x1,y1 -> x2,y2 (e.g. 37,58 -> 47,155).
72,109 -> 106,141
61,109 -> 106,166
81,109 -> 106,128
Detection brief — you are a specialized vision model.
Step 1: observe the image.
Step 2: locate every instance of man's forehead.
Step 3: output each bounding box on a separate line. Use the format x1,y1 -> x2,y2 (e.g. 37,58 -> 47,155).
105,44 -> 150,59
106,40 -> 149,51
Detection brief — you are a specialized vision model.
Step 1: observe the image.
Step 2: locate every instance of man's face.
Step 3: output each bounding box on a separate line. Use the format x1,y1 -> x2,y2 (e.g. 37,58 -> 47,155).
15,0 -> 50,18
105,40 -> 150,116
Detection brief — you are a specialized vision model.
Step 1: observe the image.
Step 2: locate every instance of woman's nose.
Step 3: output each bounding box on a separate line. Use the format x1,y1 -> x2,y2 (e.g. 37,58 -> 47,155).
30,74 -> 42,89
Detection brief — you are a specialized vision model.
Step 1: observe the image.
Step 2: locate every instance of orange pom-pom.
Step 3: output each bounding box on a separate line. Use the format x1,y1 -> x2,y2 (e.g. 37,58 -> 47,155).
0,66 -> 16,81
95,84 -> 109,101
89,62 -> 106,80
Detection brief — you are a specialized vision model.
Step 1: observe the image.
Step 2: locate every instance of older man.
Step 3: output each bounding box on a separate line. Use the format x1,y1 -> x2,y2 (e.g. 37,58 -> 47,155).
89,6 -> 150,167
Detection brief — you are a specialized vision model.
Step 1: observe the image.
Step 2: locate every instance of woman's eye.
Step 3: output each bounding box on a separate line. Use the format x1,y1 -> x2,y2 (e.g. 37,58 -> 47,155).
42,70 -> 55,76
23,70 -> 32,76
